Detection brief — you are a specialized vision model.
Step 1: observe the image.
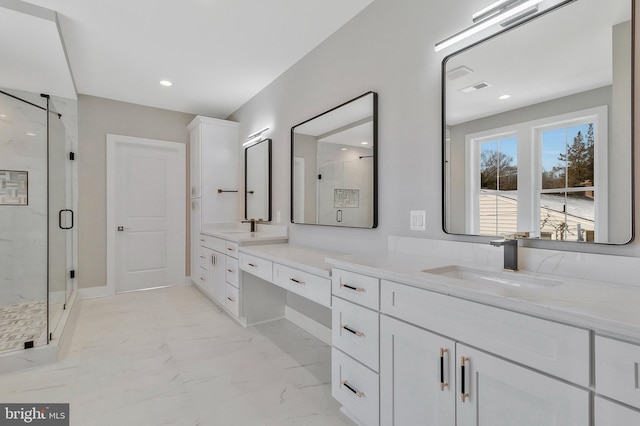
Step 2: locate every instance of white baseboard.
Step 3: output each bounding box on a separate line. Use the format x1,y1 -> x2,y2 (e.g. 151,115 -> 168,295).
78,285 -> 111,300
285,306 -> 332,346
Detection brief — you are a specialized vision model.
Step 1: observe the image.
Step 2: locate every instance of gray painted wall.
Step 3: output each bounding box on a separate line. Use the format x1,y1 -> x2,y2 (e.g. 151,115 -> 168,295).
78,95 -> 194,289
228,0 -> 640,262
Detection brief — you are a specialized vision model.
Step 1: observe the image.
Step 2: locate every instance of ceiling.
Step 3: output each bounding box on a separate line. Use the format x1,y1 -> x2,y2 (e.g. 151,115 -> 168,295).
445,0 -> 631,125
3,0 -> 374,117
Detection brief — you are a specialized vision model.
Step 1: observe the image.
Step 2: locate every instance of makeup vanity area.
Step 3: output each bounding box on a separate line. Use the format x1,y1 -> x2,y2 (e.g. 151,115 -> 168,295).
190,0 -> 640,424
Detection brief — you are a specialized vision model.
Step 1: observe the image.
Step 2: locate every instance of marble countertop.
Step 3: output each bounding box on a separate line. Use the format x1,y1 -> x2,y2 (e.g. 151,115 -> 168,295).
326,252 -> 640,343
201,229 -> 288,245
239,244 -> 346,278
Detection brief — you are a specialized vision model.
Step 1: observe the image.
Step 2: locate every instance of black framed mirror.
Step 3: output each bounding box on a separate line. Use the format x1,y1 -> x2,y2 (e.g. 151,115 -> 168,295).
443,0 -> 633,244
291,91 -> 378,228
245,138 -> 271,221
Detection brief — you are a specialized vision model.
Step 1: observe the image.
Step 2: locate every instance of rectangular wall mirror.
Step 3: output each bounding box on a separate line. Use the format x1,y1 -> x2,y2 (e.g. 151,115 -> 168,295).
245,138 -> 271,221
291,91 -> 378,228
443,0 -> 633,244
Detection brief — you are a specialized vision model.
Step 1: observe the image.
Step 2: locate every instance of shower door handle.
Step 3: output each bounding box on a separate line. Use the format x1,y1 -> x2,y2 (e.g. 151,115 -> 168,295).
59,209 -> 74,230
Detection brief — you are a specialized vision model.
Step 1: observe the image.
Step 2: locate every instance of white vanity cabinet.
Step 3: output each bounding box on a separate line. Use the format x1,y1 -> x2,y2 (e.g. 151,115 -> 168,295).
456,344 -> 589,426
595,397 -> 640,425
380,315 -> 455,426
331,269 -> 381,425
188,116 -> 238,289
198,235 -> 226,304
594,335 -> 640,423
377,279 -> 590,426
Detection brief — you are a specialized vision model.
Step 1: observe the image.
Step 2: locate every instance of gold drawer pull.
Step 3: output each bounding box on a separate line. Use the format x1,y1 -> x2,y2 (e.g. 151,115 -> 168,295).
341,325 -> 364,337
341,283 -> 365,292
341,380 -> 364,398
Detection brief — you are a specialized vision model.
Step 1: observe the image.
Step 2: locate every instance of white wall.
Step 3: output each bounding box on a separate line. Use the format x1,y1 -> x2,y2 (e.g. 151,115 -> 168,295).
78,95 -> 194,289
229,0 -> 640,258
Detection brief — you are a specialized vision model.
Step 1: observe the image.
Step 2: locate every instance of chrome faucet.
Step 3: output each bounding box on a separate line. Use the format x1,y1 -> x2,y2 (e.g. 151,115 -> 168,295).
242,218 -> 257,232
490,236 -> 519,271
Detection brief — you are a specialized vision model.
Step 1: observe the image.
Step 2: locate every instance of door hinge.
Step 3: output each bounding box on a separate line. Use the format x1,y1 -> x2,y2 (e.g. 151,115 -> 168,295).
69,152 -> 76,161
70,270 -> 75,279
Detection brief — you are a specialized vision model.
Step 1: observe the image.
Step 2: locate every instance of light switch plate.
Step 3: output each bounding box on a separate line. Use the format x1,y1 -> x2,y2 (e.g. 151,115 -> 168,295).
410,210 -> 426,231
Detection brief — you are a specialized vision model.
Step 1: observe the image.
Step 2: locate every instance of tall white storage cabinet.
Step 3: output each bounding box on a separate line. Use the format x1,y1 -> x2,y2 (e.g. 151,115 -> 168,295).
188,116 -> 239,285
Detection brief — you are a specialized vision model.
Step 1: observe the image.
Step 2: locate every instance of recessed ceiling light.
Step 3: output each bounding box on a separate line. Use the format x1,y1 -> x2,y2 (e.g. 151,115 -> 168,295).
361,141 -> 369,145
26,132 -> 36,136
160,80 -> 173,87
341,148 -> 348,151
498,94 -> 511,100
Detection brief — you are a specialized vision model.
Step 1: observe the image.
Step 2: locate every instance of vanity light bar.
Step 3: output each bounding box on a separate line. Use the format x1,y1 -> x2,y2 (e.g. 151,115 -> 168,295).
242,126 -> 270,147
472,0 -> 526,23
434,0 -> 544,52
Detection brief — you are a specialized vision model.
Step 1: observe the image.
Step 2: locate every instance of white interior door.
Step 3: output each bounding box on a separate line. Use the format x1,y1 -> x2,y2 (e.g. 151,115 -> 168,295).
107,134 -> 185,293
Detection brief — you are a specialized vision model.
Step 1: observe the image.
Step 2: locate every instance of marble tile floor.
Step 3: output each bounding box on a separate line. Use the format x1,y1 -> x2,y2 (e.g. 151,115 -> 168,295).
0,286 -> 355,426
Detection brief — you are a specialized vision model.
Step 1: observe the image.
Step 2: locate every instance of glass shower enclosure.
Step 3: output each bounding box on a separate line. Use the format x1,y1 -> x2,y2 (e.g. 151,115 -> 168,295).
0,87 -> 75,355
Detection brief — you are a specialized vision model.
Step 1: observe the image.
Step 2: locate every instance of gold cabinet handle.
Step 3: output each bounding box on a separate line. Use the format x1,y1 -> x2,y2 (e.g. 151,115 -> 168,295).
341,380 -> 364,398
460,356 -> 470,402
341,325 -> 364,337
340,283 -> 365,292
440,348 -> 449,391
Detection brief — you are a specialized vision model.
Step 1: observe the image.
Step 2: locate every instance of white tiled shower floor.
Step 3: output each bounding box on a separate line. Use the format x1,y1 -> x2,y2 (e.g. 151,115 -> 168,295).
0,300 -> 47,353
0,286 -> 354,426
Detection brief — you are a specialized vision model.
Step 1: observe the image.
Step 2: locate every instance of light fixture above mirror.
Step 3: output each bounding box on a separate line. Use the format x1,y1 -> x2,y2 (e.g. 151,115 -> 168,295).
435,0 -> 574,52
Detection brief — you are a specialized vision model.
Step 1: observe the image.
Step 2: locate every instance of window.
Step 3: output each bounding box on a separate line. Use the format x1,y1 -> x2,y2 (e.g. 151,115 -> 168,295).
466,106 -> 607,241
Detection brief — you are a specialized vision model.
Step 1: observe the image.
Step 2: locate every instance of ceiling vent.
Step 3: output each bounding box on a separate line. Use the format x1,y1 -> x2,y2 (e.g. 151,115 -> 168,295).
460,81 -> 491,93
446,65 -> 474,80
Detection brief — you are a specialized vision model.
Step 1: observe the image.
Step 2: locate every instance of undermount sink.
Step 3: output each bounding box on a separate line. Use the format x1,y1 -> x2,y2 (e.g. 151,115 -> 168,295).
423,265 -> 562,289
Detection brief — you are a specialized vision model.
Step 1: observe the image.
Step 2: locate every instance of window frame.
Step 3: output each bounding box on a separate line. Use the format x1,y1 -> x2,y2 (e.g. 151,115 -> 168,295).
465,106 -> 608,240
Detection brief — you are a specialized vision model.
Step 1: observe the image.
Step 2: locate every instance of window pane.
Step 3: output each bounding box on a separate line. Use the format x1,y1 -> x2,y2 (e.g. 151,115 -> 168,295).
541,128 -> 566,190
496,190 -> 518,235
479,193 -> 498,235
565,190 -> 595,242
498,137 -> 517,191
566,123 -> 594,189
539,191 -> 594,241
480,140 -> 498,190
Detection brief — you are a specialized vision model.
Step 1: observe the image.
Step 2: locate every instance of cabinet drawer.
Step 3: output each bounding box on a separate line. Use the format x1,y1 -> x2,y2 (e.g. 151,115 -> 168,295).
225,241 -> 239,259
332,348 -> 379,426
272,263 -> 331,308
332,297 -> 379,372
226,257 -> 239,287
225,283 -> 239,317
595,396 -> 640,425
381,280 -> 590,387
196,266 -> 208,290
596,336 -> 640,409
198,246 -> 210,269
332,269 -> 379,310
239,253 -> 273,282
200,234 -> 226,252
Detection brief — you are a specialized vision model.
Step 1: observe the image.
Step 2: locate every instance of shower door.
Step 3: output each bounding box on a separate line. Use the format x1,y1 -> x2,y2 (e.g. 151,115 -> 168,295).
0,88 -> 74,354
